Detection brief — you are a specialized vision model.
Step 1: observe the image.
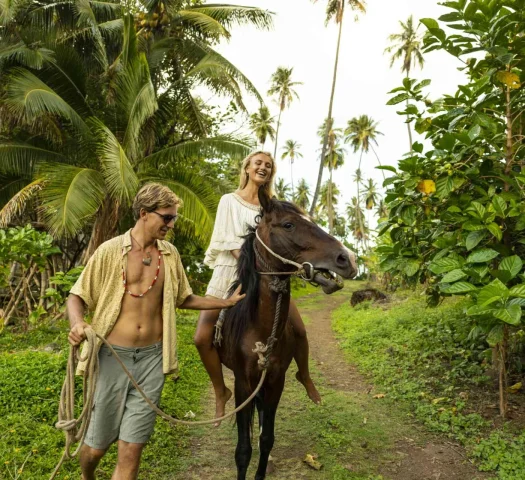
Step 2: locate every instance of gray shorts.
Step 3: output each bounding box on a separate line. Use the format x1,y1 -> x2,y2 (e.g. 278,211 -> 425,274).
84,341 -> 165,450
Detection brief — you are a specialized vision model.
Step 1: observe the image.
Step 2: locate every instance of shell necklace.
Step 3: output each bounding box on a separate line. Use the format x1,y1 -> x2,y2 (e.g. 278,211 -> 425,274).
131,233 -> 154,266
122,251 -> 161,298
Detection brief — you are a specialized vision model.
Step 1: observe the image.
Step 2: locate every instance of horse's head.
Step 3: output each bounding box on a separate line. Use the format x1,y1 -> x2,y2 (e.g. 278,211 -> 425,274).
256,187 -> 357,294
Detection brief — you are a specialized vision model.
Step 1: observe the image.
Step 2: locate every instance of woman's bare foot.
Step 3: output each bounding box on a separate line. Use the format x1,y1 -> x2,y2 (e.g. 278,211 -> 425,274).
296,371 -> 322,404
213,387 -> 233,427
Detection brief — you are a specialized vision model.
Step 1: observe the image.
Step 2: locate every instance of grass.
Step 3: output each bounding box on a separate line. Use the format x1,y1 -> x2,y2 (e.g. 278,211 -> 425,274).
0,310 -> 209,479
332,290 -> 523,479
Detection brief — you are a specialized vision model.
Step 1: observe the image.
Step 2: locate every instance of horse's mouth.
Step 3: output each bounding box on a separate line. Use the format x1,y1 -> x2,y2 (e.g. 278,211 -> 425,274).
313,269 -> 344,294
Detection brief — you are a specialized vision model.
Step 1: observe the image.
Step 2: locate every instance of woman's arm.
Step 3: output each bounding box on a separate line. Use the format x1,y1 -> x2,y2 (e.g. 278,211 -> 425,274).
231,249 -> 241,260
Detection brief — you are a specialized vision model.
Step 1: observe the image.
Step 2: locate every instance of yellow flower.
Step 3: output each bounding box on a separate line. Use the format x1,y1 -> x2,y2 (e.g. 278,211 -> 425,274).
417,179 -> 436,196
495,71 -> 521,89
15,448 -> 20,452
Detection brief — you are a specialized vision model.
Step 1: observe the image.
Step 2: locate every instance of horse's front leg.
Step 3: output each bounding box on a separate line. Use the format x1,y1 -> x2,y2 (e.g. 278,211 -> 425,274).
235,380 -> 254,480
254,376 -> 285,480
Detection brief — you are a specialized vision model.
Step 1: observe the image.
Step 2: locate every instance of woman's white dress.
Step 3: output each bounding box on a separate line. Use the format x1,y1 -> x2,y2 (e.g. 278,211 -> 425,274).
204,193 -> 260,298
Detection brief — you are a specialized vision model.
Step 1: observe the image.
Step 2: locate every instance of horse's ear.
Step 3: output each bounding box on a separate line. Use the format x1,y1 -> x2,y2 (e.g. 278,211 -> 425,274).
258,186 -> 273,213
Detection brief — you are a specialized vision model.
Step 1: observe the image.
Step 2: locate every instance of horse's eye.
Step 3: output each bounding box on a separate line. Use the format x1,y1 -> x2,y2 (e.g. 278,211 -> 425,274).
282,222 -> 294,231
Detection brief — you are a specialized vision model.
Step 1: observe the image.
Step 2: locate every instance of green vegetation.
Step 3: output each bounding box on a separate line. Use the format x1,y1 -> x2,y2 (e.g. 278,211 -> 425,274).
0,311 -> 208,479
333,290 -> 524,479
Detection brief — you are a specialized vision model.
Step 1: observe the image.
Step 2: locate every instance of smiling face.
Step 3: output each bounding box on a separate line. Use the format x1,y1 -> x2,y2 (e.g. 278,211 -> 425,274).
141,205 -> 179,241
245,153 -> 273,187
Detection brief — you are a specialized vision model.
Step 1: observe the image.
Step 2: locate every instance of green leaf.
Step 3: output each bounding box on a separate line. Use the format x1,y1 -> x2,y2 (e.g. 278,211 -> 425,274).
463,220 -> 485,231
487,223 -> 503,241
440,281 -> 477,294
466,248 -> 499,264
429,257 -> 461,274
487,325 -> 504,346
387,93 -> 410,105
494,304 -> 522,326
492,196 -> 507,217
477,279 -> 509,307
375,165 -> 397,173
466,230 -> 486,251
441,269 -> 467,283
509,284 -> 525,298
466,201 -> 486,220
402,258 -> 420,277
420,18 -> 439,30
399,205 -> 416,226
467,304 -> 496,316
436,176 -> 454,199
499,256 -> 523,279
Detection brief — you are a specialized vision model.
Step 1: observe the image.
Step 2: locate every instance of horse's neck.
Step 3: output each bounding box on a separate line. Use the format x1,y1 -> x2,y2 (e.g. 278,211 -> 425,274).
258,275 -> 291,337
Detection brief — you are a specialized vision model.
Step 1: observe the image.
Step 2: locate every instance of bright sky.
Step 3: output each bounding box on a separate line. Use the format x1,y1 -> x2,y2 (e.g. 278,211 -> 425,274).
212,0 -> 467,218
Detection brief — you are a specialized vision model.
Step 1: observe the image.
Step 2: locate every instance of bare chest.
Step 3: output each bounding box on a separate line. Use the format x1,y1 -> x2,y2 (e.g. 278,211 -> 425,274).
123,250 -> 165,297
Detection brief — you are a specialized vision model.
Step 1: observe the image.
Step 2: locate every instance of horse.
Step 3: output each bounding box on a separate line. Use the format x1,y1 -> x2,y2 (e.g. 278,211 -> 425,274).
216,187 -> 357,479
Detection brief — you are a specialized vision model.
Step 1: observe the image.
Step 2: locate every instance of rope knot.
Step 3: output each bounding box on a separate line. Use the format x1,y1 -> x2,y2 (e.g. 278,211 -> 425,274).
269,277 -> 289,293
252,341 -> 270,369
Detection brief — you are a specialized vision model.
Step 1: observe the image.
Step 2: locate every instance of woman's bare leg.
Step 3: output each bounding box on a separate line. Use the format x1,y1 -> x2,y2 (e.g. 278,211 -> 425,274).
194,308 -> 232,426
289,299 -> 321,404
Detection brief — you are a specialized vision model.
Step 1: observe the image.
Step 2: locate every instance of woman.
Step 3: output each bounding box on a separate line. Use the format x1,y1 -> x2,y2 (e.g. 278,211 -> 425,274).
194,151 -> 321,426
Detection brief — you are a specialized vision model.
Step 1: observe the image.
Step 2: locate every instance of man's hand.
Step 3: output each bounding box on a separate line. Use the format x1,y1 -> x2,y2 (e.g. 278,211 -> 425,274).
225,285 -> 246,308
68,321 -> 90,346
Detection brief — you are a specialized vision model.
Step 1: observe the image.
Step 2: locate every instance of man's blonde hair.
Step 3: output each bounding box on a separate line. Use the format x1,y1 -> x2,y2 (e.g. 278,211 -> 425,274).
237,151 -> 276,197
132,183 -> 181,220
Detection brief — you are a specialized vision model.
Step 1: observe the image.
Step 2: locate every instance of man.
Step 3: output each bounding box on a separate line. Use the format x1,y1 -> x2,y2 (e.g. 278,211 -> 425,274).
67,183 -> 245,480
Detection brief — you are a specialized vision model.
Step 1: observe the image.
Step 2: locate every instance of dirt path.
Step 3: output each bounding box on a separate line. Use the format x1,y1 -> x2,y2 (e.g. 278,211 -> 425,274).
182,289 -> 489,479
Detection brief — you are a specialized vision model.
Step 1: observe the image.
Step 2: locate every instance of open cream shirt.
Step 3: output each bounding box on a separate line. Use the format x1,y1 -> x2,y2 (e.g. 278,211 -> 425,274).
70,229 -> 193,375
203,193 -> 261,298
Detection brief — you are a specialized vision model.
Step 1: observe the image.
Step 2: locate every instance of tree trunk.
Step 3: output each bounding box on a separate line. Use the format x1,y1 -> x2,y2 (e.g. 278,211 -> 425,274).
498,326 -> 509,418
309,15 -> 344,216
290,159 -> 294,199
405,71 -> 413,152
328,166 -> 333,234
273,108 -> 283,159
82,197 -> 121,263
370,145 -> 386,181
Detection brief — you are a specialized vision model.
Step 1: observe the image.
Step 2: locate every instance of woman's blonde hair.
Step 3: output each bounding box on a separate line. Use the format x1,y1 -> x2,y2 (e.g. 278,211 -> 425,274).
132,183 -> 181,220
237,151 -> 276,198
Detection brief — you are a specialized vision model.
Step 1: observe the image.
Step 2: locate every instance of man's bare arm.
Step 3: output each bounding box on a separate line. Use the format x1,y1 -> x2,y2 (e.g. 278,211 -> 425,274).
67,294 -> 90,346
179,285 -> 245,310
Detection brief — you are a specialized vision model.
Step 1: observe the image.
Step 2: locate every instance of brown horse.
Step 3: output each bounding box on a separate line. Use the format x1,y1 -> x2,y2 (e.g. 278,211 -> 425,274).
217,188 -> 357,480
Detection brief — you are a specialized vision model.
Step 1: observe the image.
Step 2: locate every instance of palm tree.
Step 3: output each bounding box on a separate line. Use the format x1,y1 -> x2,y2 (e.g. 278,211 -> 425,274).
319,180 -> 341,223
361,178 -> 380,210
385,15 -> 425,151
309,0 -> 366,216
268,67 -> 302,159
250,106 -> 276,149
294,178 -> 311,211
281,140 -> 303,193
0,2 -> 270,258
344,115 -> 384,178
376,199 -> 389,219
275,178 -> 292,201
346,197 -> 368,257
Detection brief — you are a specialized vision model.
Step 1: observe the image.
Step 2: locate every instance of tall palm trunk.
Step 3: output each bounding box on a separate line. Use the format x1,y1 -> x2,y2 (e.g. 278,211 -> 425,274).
370,145 -> 386,181
82,196 -> 121,262
355,149 -> 366,266
273,108 -> 283,159
328,164 -> 333,233
310,12 -> 344,216
405,71 -> 413,152
290,158 -> 294,196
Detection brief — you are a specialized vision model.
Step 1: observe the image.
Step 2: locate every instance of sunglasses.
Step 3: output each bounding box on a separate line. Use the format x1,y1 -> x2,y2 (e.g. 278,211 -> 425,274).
151,211 -> 179,225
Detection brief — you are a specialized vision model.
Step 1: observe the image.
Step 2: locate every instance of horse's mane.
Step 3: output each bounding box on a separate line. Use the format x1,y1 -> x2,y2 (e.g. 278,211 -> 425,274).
221,199 -> 306,355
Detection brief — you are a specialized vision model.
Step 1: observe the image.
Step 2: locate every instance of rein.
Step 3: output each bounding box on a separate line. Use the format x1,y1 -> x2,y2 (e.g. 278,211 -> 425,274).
254,228 -> 317,282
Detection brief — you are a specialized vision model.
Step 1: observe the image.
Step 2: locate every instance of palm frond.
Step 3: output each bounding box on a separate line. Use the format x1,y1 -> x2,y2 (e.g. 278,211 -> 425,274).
142,136 -> 251,168
0,142 -> 68,176
184,4 -> 273,30
0,178 -> 44,227
117,54 -> 158,162
178,9 -> 230,39
141,170 -> 220,245
4,68 -> 92,137
37,162 -> 106,237
0,42 -> 55,69
89,117 -> 139,206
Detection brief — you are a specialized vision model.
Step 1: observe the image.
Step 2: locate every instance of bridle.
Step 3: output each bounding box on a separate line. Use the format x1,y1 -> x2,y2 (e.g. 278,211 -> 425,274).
254,228 -> 317,282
